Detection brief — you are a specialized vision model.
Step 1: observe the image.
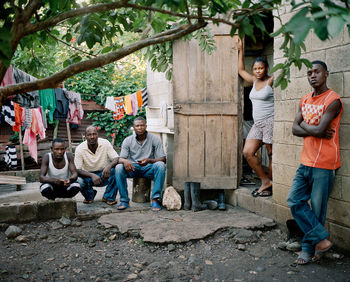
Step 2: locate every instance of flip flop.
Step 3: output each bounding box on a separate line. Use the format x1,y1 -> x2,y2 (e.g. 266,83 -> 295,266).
251,188 -> 259,196
313,243 -> 333,262
117,201 -> 129,210
102,198 -> 118,206
292,251 -> 312,266
241,178 -> 256,185
252,187 -> 272,197
151,200 -> 162,211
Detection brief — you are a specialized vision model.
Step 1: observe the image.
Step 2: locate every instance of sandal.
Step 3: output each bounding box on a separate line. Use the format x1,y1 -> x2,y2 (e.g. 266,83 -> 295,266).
151,199 -> 162,211
252,187 -> 272,197
292,251 -> 312,265
117,201 -> 129,210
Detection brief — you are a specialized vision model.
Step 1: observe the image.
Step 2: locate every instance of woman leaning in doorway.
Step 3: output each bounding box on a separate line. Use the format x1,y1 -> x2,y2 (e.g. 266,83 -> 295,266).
236,37 -> 274,197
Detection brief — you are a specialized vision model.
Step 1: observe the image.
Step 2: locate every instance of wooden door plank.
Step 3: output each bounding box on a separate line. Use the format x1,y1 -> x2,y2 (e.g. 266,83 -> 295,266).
221,116 -> 238,177
174,103 -> 237,115
220,36 -> 239,103
173,114 -> 188,178
205,116 -> 222,176
0,175 -> 26,185
173,40 -> 189,103
188,116 -> 205,177
188,40 -> 204,103
204,40 -> 221,102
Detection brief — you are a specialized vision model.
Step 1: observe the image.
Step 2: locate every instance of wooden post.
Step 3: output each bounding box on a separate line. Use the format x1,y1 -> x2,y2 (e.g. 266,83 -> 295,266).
66,121 -> 72,152
18,127 -> 24,171
111,120 -> 118,146
132,178 -> 151,203
53,120 -> 59,139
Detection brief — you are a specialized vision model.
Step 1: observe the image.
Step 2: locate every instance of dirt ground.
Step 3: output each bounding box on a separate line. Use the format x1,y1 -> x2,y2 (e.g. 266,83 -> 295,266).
0,218 -> 349,281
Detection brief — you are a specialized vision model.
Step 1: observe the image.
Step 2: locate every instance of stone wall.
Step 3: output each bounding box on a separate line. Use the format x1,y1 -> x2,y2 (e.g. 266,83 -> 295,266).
272,5 -> 350,250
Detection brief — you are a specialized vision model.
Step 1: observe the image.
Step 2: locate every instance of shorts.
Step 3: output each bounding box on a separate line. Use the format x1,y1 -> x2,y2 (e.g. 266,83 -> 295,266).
246,115 -> 273,144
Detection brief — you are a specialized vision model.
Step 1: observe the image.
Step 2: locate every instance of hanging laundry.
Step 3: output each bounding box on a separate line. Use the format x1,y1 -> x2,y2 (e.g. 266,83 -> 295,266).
136,90 -> 143,108
22,107 -> 32,129
40,106 -> 47,129
105,96 -> 125,120
1,100 -> 15,126
53,88 -> 69,120
23,108 -> 46,163
130,93 -> 138,116
65,90 -> 84,124
4,145 -> 17,169
1,65 -> 14,87
39,88 -> 56,123
124,95 -> 133,115
12,102 -> 23,132
141,88 -> 148,107
12,67 -> 40,108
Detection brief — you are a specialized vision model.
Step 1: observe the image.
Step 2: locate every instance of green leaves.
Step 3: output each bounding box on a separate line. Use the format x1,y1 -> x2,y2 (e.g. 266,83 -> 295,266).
327,16 -> 345,37
286,8 -> 312,44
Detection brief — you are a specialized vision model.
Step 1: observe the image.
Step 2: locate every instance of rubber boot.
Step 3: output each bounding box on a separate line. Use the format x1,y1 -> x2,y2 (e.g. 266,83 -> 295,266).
190,182 -> 207,212
183,182 -> 191,210
218,190 -> 226,211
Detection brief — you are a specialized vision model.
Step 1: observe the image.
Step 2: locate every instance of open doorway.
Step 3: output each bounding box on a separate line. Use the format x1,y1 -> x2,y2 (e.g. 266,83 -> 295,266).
240,13 -> 274,188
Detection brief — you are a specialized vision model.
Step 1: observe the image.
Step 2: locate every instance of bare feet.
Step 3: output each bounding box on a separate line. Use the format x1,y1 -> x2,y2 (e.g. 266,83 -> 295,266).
313,239 -> 332,262
257,179 -> 272,193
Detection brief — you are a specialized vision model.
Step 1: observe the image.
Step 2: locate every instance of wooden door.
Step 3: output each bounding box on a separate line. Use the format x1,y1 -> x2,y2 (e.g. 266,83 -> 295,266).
172,28 -> 241,190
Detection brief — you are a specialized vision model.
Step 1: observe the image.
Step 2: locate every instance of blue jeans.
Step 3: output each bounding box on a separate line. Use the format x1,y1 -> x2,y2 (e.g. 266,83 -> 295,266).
77,168 -> 118,201
286,164 -> 335,255
115,162 -> 166,203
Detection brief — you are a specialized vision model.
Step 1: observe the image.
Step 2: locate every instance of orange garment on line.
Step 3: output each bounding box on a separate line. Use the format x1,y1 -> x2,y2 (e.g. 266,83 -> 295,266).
300,89 -> 343,170
124,95 -> 132,115
136,90 -> 143,108
12,102 -> 23,132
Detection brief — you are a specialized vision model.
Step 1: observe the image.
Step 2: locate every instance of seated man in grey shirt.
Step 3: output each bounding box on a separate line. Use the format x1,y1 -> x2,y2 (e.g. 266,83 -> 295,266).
115,117 -> 166,211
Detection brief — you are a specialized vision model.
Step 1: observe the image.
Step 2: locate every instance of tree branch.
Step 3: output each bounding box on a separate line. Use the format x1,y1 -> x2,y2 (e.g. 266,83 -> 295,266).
45,29 -> 97,58
0,22 -> 206,98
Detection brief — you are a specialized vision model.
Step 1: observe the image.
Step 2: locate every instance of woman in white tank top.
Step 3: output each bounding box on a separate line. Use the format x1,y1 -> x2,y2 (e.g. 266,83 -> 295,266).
237,37 -> 274,197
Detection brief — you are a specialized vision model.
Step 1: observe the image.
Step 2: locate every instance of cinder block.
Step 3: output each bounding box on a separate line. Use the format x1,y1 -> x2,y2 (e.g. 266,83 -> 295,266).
330,175 -> 342,201
17,202 -> 38,223
339,125 -> 350,151
326,46 -> 350,73
329,222 -> 350,251
225,189 -> 237,206
0,204 -> 17,223
37,199 -> 77,221
275,204 -> 292,224
274,100 -> 298,122
273,143 -> 300,167
260,198 -> 277,220
272,164 -> 297,187
327,199 -> 350,226
236,189 -> 256,213
327,73 -> 344,98
16,169 -> 40,183
337,149 -> 350,176
341,176 -> 350,202
311,30 -> 343,51
340,97 -> 350,124
272,183 -> 290,207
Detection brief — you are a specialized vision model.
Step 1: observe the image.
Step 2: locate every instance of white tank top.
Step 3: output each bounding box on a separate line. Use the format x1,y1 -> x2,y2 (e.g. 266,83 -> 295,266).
249,82 -> 274,122
46,152 -> 70,179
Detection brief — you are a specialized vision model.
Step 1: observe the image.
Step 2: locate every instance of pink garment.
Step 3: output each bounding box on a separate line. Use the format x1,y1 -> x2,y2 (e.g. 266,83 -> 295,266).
65,90 -> 84,124
130,93 -> 138,116
1,65 -> 14,86
22,108 -> 46,163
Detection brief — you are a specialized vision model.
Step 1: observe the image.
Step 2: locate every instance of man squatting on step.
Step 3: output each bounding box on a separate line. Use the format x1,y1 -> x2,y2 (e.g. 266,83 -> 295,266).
40,138 -> 80,200
74,126 -> 120,205
115,117 -> 166,211
287,60 -> 343,265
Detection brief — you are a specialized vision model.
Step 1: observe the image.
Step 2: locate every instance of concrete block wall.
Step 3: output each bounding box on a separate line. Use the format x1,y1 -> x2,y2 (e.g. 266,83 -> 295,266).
272,6 -> 350,250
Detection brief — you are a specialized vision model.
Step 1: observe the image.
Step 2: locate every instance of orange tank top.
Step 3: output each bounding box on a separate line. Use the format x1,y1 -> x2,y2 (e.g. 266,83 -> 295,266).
300,89 -> 343,170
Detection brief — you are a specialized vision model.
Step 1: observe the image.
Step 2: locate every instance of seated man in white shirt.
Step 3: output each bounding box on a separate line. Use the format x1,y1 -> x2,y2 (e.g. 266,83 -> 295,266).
74,126 -> 119,205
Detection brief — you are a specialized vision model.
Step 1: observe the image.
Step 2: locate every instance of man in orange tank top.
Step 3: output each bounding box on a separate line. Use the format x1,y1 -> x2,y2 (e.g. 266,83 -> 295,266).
287,61 -> 343,265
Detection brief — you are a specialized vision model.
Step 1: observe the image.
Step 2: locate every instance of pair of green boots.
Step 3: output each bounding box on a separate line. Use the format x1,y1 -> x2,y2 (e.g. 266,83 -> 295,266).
183,182 -> 226,212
